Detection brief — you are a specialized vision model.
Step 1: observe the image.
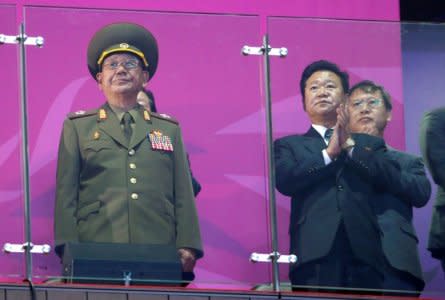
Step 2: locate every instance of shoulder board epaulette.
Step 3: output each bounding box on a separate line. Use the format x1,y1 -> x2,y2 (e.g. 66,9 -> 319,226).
68,109 -> 98,120
150,112 -> 179,125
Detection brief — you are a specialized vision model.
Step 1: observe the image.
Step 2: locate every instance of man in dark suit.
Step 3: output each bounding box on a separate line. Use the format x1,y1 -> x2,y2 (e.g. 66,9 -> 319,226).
275,60 -> 394,292
420,106 -> 445,276
54,22 -> 203,275
348,80 -> 430,294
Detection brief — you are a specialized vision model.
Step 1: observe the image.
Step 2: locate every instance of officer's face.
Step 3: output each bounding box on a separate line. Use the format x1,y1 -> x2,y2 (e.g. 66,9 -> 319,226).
304,71 -> 345,124
96,53 -> 149,99
348,89 -> 391,137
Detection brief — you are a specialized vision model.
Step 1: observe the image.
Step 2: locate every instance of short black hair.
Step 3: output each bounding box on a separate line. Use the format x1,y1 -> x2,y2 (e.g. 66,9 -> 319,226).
349,80 -> 392,111
299,60 -> 349,109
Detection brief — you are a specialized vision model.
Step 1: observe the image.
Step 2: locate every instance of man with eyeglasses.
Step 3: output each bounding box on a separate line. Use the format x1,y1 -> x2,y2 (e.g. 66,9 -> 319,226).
54,23 -> 203,278
348,80 -> 430,295
275,61 -> 390,293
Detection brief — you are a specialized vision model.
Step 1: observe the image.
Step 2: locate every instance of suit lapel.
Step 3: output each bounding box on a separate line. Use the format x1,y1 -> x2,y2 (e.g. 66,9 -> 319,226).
305,126 -> 345,177
129,107 -> 152,149
304,126 -> 326,152
98,103 -> 129,148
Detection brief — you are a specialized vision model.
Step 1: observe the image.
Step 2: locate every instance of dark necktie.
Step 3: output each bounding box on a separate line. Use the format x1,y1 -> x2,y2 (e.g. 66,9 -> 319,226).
324,128 -> 334,142
122,112 -> 133,143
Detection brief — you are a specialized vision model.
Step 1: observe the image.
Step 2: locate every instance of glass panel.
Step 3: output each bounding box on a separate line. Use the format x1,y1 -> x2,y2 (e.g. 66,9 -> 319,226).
402,22 -> 445,298
269,17 -> 445,298
24,6 -> 271,289
0,4 -> 26,282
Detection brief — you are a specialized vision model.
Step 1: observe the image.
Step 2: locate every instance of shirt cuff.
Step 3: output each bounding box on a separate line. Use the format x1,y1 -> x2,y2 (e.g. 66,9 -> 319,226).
348,147 -> 354,157
322,149 -> 333,165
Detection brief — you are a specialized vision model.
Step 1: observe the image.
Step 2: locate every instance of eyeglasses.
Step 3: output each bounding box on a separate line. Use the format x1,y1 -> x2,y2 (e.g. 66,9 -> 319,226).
102,60 -> 140,71
349,98 -> 383,110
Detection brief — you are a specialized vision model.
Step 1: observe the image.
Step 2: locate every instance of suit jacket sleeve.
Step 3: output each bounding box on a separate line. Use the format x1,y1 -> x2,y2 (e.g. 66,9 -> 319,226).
347,133 -> 400,192
274,136 -> 342,196
173,126 -> 204,258
390,154 -> 431,208
420,109 -> 445,191
348,134 -> 431,207
54,118 -> 80,256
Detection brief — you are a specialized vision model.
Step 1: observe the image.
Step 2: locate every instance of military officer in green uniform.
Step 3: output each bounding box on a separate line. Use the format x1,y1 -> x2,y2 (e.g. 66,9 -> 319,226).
54,22 -> 203,275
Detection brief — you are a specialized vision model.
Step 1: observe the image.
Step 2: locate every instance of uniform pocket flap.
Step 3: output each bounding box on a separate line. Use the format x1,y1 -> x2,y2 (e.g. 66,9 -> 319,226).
84,140 -> 113,152
76,201 -> 101,219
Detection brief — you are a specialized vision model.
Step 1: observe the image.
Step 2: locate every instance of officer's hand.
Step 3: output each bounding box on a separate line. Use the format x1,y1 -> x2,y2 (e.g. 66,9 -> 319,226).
178,248 -> 197,272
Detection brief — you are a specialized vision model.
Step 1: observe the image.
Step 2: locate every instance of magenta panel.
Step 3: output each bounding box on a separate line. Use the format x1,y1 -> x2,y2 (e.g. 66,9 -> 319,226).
22,7 -> 270,287
269,18 -> 404,146
0,4 -> 25,281
267,17 -> 404,282
12,0 -> 400,21
0,0 -> 421,292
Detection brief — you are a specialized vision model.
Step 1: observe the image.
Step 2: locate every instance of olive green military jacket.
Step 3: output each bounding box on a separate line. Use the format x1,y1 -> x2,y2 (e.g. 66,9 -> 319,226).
54,103 -> 203,258
420,107 -> 445,260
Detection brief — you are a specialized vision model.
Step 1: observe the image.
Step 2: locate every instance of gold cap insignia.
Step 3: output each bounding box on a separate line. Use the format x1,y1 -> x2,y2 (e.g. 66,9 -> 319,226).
97,44 -> 149,67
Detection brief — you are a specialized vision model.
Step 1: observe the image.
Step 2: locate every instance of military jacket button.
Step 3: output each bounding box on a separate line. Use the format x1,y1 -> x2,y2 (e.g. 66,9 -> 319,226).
128,149 -> 135,156
130,178 -> 137,184
129,163 -> 136,169
131,193 -> 139,200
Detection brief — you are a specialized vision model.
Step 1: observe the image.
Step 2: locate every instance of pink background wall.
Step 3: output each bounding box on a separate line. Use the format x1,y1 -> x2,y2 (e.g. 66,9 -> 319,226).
5,0 -> 437,294
23,7 -> 268,287
0,3 -> 26,281
7,0 -> 400,23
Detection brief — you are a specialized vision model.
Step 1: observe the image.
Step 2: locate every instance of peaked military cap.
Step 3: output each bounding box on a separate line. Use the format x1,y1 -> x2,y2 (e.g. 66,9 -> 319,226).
87,22 -> 158,81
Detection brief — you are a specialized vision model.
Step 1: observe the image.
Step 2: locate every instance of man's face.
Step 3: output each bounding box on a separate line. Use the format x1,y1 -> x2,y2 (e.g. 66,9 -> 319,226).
137,90 -> 151,111
348,89 -> 391,136
304,71 -> 345,123
96,53 -> 149,98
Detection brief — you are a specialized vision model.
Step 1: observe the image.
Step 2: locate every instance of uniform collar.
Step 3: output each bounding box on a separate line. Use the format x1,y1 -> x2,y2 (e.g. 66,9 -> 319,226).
108,103 -> 139,122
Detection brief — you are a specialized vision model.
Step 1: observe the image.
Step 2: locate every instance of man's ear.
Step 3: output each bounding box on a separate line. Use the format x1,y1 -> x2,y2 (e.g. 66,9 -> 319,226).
143,71 -> 150,83
386,111 -> 392,122
96,72 -> 102,83
96,72 -> 103,90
